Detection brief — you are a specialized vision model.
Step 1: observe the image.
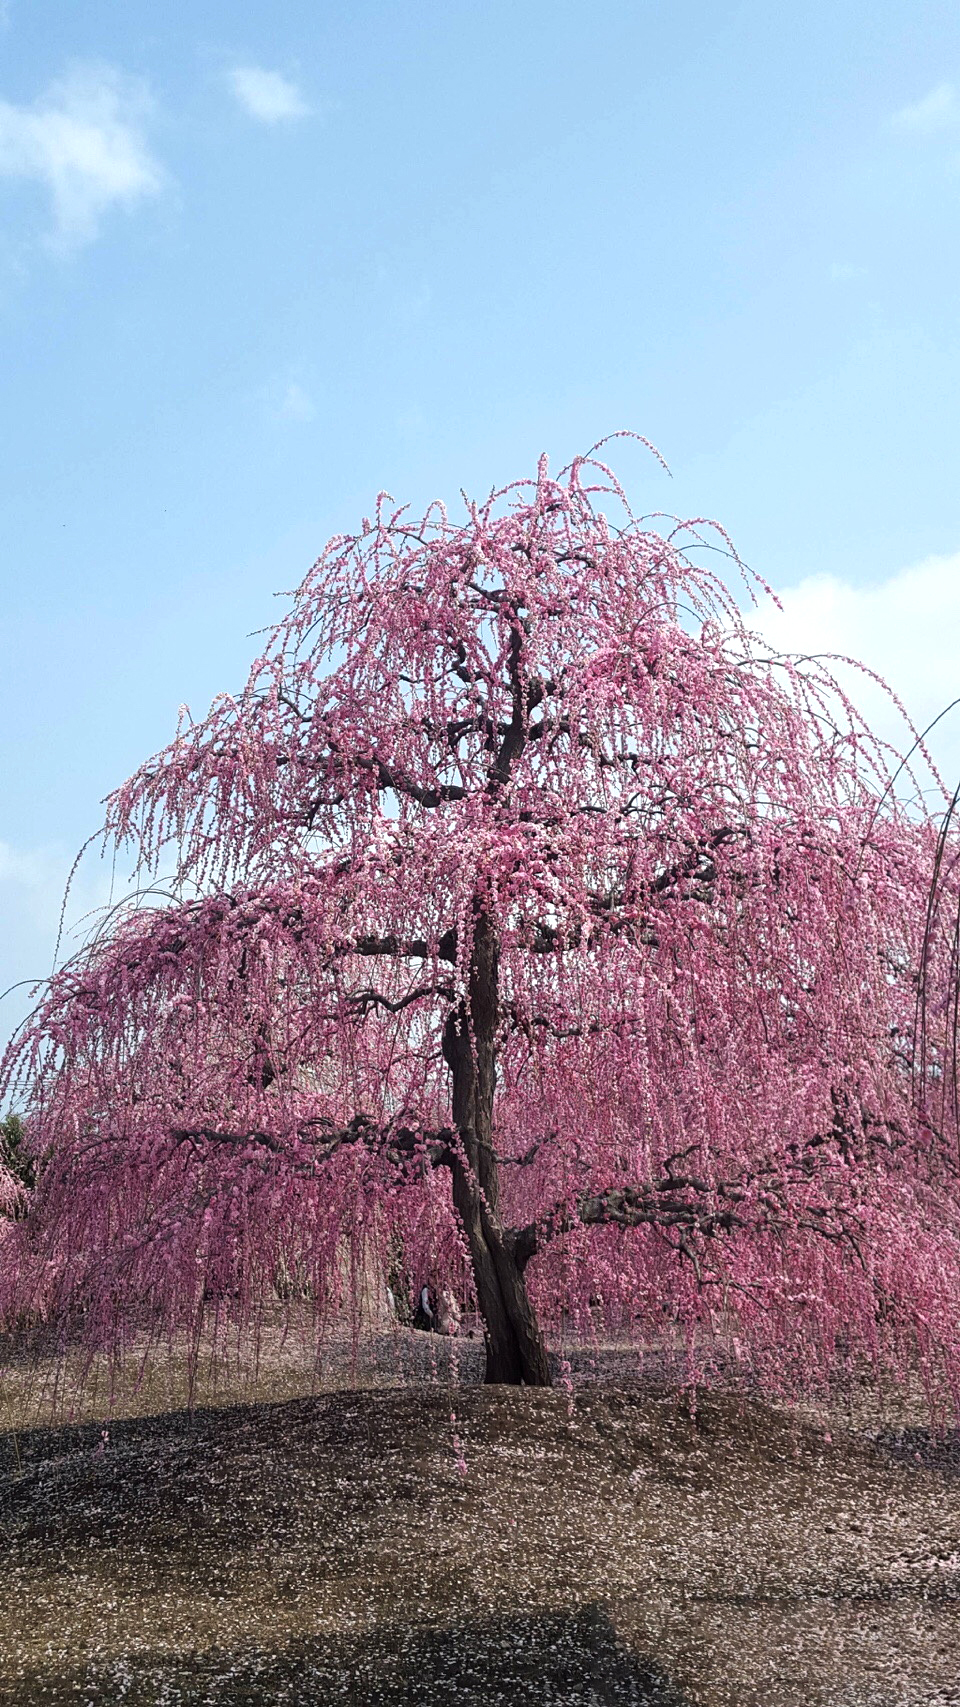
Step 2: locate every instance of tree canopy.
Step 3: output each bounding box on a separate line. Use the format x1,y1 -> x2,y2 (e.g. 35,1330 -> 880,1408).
3,445 -> 959,1392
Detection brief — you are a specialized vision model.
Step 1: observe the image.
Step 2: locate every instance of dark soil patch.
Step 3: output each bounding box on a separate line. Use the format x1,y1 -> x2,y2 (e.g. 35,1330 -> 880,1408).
3,1380 -> 960,1705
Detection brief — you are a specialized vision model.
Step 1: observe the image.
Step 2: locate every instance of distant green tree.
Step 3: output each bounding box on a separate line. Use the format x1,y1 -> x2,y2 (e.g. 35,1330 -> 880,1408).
1,1113 -> 35,1195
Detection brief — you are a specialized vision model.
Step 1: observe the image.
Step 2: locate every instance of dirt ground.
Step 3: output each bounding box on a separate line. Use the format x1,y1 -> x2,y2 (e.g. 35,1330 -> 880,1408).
2,1328 -> 960,1706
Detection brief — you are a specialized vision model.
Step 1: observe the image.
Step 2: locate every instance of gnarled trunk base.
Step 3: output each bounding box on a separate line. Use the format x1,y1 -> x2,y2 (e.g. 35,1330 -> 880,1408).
450,1153 -> 551,1385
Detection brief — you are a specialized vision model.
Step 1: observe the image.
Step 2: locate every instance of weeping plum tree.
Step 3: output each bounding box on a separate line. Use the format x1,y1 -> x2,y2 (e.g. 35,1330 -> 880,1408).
4,444 -> 960,1392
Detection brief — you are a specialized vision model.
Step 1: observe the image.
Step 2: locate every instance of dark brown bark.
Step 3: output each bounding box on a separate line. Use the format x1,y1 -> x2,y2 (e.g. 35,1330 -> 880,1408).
443,907 -> 552,1386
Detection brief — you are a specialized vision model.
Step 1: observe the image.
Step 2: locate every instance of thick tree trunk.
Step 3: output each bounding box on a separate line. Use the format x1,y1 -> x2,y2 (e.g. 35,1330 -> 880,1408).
443,908 -> 552,1386
447,1151 -> 551,1384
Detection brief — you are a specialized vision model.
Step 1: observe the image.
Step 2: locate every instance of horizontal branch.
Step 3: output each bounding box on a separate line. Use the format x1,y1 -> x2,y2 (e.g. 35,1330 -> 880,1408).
345,981 -> 455,1018
523,829 -> 741,954
170,1112 -> 456,1172
519,1185 -> 744,1264
361,755 -> 468,808
512,1130 -> 869,1272
353,928 -> 458,964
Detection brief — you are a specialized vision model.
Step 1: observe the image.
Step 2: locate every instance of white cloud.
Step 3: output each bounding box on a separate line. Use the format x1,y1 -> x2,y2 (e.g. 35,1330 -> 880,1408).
0,63 -> 164,248
0,840 -> 63,899
0,838 -> 151,1047
0,833 -> 173,1035
229,66 -> 309,124
829,261 -> 867,283
892,82 -> 960,135
259,375 -> 316,424
748,552 -> 960,798
0,838 -> 143,946
278,380 -> 315,422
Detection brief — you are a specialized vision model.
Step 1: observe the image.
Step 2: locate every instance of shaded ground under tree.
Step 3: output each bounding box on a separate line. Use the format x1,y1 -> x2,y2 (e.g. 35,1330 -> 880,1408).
2,1357 -> 960,1706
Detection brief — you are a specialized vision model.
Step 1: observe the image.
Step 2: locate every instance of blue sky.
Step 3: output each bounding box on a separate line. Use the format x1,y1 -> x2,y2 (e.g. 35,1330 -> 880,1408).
2,0 -> 960,1046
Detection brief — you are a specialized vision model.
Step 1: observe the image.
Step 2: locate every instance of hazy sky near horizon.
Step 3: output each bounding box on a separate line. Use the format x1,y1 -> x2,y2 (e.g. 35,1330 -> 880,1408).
2,0 -> 960,1049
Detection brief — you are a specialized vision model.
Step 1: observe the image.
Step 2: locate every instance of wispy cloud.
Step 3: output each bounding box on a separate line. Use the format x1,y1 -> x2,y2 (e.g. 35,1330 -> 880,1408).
0,63 -> 165,249
0,838 -> 151,1046
229,66 -> 309,124
829,261 -> 867,283
892,82 -> 960,135
0,840 -> 63,899
277,380 -> 316,422
751,552 -> 960,792
259,374 -> 317,424
0,838 -> 138,943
